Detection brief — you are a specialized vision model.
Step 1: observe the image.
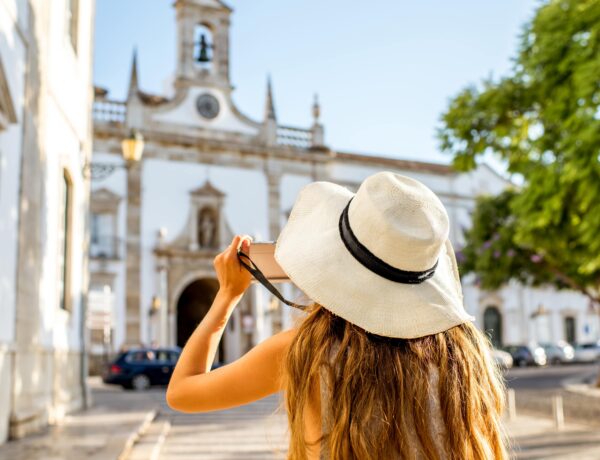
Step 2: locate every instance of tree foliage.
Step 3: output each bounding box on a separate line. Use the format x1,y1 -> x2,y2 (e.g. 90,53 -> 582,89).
439,0 -> 600,304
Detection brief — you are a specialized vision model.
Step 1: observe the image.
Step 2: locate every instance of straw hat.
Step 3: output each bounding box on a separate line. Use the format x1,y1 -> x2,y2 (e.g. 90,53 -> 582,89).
274,171 -> 474,339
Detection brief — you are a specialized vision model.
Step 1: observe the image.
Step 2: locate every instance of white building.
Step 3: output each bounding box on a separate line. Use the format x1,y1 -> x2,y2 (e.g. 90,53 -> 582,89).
0,0 -> 95,443
89,0 -> 599,369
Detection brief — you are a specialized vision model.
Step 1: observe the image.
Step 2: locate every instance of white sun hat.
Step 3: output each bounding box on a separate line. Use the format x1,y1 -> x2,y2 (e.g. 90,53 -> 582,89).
274,171 -> 474,339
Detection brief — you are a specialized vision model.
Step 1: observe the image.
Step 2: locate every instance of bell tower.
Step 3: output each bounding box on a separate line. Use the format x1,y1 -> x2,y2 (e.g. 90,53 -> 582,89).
174,0 -> 232,90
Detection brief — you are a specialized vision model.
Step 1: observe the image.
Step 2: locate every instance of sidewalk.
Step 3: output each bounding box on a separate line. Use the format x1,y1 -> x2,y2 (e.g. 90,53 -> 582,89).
0,377 -> 159,460
1,379 -> 600,460
506,413 -> 600,459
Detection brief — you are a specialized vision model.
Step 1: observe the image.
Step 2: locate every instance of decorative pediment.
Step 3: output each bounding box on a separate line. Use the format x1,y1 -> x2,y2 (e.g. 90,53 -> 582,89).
190,179 -> 225,197
91,187 -> 122,213
157,180 -> 232,254
0,58 -> 17,131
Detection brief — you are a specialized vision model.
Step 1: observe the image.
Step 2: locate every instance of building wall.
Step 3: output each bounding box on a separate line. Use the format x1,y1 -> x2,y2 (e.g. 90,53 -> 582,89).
0,0 -> 28,444
90,142 -> 600,358
90,154 -> 275,352
5,0 -> 95,442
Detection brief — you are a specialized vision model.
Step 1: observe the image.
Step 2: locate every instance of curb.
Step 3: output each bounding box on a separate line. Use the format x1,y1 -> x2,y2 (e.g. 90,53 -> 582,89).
150,420 -> 171,460
562,369 -> 600,398
117,409 -> 158,460
564,383 -> 600,398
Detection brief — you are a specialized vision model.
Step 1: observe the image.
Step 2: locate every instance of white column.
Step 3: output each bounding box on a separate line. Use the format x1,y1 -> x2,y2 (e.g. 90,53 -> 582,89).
158,262 -> 169,346
265,169 -> 281,240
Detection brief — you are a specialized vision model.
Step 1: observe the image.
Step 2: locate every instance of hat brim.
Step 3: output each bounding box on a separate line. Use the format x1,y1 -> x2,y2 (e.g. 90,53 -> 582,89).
274,181 -> 474,339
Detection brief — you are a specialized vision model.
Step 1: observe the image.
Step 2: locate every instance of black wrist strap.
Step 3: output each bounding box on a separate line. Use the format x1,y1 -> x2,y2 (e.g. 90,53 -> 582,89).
237,249 -> 309,311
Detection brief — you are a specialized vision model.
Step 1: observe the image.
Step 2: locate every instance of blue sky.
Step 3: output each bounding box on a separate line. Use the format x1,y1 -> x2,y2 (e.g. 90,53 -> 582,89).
94,0 -> 541,163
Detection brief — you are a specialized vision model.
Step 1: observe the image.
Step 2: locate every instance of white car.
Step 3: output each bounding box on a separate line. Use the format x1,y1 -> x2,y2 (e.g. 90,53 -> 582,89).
491,349 -> 513,369
541,341 -> 575,365
573,343 -> 600,363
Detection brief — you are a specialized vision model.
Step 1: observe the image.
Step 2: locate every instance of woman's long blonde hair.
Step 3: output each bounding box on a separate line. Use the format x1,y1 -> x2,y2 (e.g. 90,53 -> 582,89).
283,303 -> 508,460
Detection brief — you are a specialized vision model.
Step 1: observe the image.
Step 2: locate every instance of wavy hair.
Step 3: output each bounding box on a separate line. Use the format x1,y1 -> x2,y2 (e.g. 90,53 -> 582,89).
283,303 -> 508,460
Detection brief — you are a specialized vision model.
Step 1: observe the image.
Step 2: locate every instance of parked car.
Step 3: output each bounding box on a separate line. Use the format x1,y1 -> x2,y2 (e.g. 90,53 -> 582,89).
573,343 -> 600,363
103,347 -> 181,390
540,341 -> 574,365
502,344 -> 547,367
491,349 -> 513,369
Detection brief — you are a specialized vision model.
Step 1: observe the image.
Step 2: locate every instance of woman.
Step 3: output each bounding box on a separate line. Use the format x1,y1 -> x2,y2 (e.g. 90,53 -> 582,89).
166,172 -> 509,459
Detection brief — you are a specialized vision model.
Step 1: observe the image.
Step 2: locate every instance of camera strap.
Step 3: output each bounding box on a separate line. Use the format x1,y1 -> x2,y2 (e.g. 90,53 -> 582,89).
236,249 -> 309,311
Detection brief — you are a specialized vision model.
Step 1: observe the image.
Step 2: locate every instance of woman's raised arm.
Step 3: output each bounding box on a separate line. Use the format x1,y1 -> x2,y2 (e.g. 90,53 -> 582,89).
166,235 -> 296,413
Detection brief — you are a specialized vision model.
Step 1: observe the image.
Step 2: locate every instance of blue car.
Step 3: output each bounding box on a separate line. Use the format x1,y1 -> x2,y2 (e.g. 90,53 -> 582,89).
102,347 -> 181,391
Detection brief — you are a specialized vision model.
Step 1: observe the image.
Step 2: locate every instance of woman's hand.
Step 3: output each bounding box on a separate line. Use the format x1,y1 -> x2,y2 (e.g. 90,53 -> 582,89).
214,234 -> 253,298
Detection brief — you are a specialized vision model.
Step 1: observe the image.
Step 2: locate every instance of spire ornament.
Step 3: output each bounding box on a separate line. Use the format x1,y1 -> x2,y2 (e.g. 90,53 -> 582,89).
264,75 -> 277,121
127,48 -> 140,100
312,93 -> 321,123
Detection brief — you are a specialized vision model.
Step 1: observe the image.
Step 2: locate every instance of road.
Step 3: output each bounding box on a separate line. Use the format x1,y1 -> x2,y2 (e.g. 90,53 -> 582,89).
503,362 -> 600,425
505,363 -> 600,390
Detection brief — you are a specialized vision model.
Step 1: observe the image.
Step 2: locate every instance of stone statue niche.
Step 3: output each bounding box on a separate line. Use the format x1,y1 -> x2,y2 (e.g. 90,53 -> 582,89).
197,206 -> 218,249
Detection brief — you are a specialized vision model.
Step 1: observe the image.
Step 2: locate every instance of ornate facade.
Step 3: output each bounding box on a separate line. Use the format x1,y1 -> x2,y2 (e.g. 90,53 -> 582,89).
89,0 -> 599,368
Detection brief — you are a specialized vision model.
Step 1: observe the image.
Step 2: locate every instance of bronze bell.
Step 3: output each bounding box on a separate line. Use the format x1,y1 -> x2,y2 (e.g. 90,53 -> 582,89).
197,34 -> 211,63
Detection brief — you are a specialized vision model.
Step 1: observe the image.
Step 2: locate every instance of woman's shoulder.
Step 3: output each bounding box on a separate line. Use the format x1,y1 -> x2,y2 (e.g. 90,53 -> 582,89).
272,327 -> 299,347
257,327 -> 298,367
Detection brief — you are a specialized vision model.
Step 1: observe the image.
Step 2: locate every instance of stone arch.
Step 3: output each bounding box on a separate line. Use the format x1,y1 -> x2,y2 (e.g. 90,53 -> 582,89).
176,278 -> 223,361
483,306 -> 503,348
194,23 -> 214,67
170,269 -> 215,313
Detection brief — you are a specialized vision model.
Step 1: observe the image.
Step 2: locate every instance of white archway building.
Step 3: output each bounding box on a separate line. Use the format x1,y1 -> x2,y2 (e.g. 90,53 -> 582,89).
89,0 -> 599,364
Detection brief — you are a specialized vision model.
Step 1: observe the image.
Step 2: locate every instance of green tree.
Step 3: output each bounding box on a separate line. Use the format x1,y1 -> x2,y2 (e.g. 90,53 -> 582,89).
439,0 -> 600,307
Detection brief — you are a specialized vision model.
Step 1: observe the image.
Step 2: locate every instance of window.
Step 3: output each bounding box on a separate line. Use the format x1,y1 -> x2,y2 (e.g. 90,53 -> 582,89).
58,170 -> 73,310
125,350 -> 156,363
0,57 -> 17,131
91,212 -> 116,258
156,350 -> 179,363
66,0 -> 79,52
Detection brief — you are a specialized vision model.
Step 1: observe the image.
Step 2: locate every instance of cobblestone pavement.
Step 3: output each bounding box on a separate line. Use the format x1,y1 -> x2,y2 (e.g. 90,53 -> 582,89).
508,414 -> 600,459
2,377 -> 600,459
513,388 -> 600,427
505,363 -> 600,427
0,377 -> 161,460
149,390 -> 600,460
158,395 -> 288,460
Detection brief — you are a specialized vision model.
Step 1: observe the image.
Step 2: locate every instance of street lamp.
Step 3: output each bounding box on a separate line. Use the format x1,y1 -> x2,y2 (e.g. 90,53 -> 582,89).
121,129 -> 145,164
149,296 -> 161,316
83,129 -> 145,180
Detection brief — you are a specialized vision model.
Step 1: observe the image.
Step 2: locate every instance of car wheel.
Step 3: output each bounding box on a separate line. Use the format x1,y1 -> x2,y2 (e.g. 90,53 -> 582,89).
551,358 -> 561,365
517,359 -> 527,368
132,374 -> 151,391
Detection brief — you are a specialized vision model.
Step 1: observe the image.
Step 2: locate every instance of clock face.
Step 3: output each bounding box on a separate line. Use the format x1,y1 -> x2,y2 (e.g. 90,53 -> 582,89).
196,93 -> 220,119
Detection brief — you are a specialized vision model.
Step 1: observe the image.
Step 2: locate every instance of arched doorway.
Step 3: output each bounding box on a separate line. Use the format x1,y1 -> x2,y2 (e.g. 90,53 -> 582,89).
483,306 -> 503,348
176,278 -> 224,362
